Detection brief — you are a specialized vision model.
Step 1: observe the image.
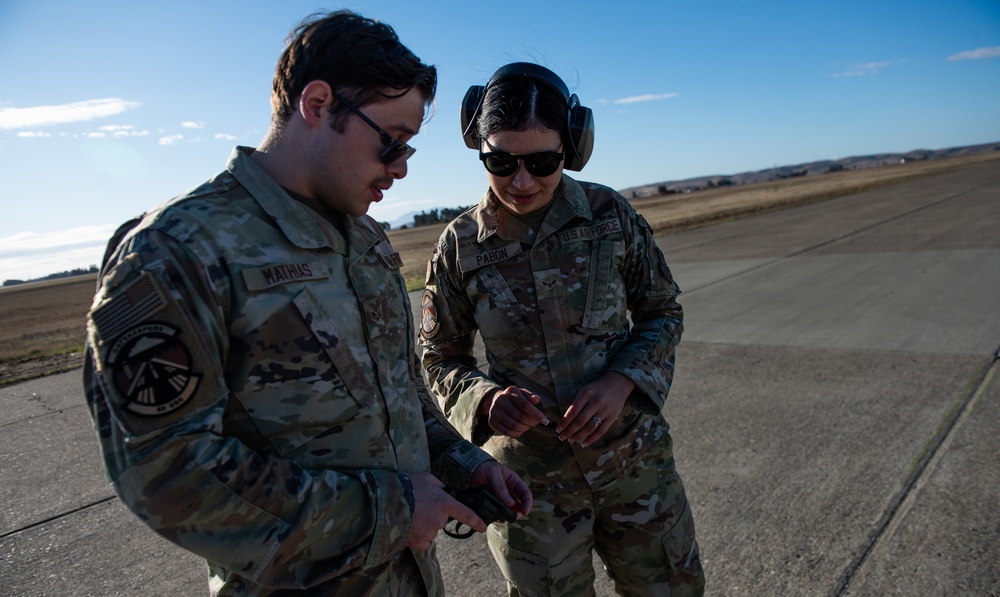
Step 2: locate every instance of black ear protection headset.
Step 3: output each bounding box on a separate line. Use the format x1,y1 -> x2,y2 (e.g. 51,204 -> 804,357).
460,62 -> 595,172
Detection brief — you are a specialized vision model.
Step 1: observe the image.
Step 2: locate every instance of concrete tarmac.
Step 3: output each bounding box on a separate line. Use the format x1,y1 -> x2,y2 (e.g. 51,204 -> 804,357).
2,160 -> 997,596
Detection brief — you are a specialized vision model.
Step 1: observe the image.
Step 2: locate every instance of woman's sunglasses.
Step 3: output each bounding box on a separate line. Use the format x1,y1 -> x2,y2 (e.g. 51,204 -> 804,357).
479,150 -> 565,177
333,91 -> 415,165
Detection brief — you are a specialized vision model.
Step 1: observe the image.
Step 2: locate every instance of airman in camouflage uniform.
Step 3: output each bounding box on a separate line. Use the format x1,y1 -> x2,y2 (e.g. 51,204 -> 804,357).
83,12 -> 530,597
420,63 -> 704,596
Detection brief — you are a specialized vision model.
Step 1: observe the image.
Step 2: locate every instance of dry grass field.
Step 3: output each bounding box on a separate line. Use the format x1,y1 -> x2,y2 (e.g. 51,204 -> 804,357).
1,150 -> 996,386
0,275 -> 96,384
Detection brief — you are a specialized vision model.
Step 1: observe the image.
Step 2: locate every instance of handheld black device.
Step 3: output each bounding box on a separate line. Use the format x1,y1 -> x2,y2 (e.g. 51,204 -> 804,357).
444,486 -> 518,539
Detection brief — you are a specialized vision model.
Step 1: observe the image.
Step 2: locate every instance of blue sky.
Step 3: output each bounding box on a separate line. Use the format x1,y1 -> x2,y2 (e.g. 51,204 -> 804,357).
1,0 -> 998,282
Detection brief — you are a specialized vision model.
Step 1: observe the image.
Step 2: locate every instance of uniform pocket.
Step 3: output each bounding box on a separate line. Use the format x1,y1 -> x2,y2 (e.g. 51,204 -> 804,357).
474,265 -> 538,358
582,240 -> 626,330
487,527 -> 555,597
89,267 -> 224,443
660,499 -> 704,588
235,287 -> 376,455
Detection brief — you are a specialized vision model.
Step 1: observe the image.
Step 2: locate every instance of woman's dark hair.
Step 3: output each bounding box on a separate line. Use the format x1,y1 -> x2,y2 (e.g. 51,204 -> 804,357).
474,77 -> 569,148
271,10 -> 437,131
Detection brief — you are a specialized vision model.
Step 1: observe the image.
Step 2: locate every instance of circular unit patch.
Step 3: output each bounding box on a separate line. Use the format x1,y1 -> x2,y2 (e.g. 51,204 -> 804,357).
420,289 -> 440,339
107,322 -> 201,417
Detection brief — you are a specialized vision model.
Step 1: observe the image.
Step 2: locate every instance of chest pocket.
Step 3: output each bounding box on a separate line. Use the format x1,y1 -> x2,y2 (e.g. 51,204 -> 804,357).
473,265 -> 538,358
235,286 -> 378,455
582,239 -> 626,330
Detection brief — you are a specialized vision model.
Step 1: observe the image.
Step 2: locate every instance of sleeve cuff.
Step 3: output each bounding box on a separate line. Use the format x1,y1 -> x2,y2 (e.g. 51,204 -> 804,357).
360,469 -> 413,568
436,441 -> 493,489
608,362 -> 666,414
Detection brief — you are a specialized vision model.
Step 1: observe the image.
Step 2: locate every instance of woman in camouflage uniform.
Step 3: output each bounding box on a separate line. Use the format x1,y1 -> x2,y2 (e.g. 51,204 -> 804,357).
419,63 -> 705,596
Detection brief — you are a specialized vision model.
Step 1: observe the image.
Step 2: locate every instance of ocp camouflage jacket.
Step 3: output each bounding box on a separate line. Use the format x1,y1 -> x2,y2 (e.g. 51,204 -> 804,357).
84,147 -> 490,596
420,175 -> 683,491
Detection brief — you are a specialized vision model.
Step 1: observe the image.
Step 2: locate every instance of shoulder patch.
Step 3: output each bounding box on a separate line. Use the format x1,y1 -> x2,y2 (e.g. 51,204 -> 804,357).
91,271 -> 167,342
106,322 -> 202,417
420,289 -> 440,340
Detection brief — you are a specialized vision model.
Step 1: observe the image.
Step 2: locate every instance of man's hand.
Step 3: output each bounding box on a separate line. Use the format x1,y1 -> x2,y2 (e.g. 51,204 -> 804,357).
407,472 -> 484,550
470,460 -> 532,519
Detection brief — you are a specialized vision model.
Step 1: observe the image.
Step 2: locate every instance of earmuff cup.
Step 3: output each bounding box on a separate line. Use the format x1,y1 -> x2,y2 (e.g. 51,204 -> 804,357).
460,85 -> 486,150
461,63 -> 595,172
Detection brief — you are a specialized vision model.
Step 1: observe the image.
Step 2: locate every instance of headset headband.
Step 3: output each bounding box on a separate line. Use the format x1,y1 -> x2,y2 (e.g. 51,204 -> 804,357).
460,62 -> 595,171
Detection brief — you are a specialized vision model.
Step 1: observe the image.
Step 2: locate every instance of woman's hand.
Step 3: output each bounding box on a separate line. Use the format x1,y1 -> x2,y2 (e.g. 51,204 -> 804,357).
480,386 -> 548,438
556,371 -> 635,447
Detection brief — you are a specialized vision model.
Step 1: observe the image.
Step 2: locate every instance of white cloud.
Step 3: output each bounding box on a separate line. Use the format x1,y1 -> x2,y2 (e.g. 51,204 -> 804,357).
159,134 -> 184,145
609,93 -> 679,105
16,131 -> 50,138
947,46 -> 1000,61
98,124 -> 150,138
181,121 -> 206,129
0,225 -> 119,253
0,224 -> 121,280
0,245 -> 107,282
214,133 -> 238,140
0,98 -> 141,130
832,61 -> 892,77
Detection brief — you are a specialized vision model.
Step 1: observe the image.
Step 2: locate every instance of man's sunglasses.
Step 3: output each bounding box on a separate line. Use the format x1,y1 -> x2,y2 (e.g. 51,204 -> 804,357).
333,92 -> 416,165
479,150 -> 565,177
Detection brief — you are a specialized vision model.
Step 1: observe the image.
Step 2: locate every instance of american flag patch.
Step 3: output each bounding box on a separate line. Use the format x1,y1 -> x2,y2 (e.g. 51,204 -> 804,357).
92,272 -> 167,342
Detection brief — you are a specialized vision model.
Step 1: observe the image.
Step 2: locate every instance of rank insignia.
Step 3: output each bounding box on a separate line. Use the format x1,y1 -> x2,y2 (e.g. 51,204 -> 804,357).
369,304 -> 385,326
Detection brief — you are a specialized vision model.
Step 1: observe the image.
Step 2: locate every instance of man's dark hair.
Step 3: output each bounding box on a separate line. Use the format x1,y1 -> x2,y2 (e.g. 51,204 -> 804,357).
271,10 -> 437,131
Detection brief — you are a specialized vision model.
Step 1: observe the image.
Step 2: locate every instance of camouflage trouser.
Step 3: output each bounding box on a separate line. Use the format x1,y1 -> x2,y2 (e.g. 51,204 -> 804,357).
486,447 -> 704,597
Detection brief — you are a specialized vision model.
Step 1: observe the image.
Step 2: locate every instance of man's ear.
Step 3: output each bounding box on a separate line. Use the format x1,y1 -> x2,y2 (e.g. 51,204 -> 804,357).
299,80 -> 333,127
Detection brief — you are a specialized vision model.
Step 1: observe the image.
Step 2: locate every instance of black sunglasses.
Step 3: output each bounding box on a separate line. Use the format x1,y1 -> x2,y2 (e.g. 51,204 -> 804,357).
479,150 -> 565,177
333,92 -> 416,164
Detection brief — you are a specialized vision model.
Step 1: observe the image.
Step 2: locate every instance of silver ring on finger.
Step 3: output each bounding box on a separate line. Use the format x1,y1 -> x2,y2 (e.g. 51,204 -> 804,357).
591,416 -> 602,427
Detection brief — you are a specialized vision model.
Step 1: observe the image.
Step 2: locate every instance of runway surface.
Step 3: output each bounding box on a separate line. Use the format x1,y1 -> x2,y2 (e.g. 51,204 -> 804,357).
2,159 -> 997,595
